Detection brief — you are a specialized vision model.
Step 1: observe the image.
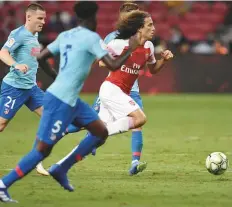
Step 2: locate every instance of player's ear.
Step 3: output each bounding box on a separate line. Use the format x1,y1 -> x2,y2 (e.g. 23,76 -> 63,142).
137,28 -> 143,35
26,11 -> 32,21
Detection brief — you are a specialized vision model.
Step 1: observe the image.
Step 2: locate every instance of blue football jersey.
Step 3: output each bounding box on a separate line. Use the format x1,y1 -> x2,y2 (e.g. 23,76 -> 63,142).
2,26 -> 41,89
104,31 -> 139,93
47,26 -> 108,107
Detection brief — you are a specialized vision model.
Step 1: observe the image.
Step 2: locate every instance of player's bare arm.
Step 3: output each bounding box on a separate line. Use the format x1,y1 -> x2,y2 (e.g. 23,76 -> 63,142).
0,48 -> 28,73
37,48 -> 57,80
147,50 -> 173,74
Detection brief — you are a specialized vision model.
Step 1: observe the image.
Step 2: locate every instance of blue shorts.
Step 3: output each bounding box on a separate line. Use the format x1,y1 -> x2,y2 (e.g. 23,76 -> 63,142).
92,91 -> 143,113
37,92 -> 99,145
0,81 -> 44,119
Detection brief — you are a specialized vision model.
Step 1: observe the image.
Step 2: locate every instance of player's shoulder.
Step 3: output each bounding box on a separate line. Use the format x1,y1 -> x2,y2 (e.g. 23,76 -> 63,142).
107,39 -> 128,55
74,27 -> 101,42
85,29 -> 101,41
57,30 -> 70,39
9,26 -> 26,39
77,27 -> 100,38
144,41 -> 154,49
144,41 -> 155,54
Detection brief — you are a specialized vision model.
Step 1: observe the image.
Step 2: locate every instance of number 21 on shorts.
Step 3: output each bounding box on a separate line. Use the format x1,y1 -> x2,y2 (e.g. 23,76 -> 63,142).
4,96 -> 16,109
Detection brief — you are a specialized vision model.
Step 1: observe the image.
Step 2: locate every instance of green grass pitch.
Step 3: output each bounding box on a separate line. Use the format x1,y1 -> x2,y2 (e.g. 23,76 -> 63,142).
0,94 -> 232,207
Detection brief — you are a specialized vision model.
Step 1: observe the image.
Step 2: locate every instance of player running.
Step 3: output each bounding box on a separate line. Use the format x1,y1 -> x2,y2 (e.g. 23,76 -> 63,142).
0,1 -> 141,202
94,2 -> 147,174
0,3 -> 56,176
48,10 -> 173,191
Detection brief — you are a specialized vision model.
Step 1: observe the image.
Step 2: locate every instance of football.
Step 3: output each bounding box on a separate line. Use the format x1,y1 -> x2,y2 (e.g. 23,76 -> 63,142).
206,152 -> 229,175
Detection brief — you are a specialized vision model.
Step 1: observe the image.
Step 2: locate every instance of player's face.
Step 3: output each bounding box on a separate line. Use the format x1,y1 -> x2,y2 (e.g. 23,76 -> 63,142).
139,17 -> 155,41
29,10 -> 46,33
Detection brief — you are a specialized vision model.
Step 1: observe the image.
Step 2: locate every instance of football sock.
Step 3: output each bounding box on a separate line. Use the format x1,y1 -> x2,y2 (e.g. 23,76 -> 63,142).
131,131 -> 143,162
58,132 -> 105,173
32,137 -> 38,149
2,148 -> 44,188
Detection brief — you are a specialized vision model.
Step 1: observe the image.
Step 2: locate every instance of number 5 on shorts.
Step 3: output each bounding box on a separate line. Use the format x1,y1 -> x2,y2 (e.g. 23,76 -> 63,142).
52,120 -> 62,133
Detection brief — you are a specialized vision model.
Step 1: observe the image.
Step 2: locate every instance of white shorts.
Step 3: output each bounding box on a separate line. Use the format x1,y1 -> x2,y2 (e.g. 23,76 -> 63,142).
98,81 -> 140,122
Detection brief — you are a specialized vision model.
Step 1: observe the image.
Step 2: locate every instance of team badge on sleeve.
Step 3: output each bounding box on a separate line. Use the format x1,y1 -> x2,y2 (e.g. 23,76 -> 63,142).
6,38 -> 15,48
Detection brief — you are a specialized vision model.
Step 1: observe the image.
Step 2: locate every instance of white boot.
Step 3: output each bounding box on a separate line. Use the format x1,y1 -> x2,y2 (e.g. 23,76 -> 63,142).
36,162 -> 49,176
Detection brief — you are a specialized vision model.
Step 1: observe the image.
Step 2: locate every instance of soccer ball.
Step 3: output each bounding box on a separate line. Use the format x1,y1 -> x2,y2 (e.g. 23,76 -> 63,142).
206,152 -> 229,175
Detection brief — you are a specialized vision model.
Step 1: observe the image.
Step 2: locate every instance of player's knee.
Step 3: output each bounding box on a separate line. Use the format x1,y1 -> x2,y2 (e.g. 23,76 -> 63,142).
141,113 -> 147,125
96,125 -> 108,140
102,126 -> 109,139
40,146 -> 53,158
0,122 -> 8,132
86,120 -> 108,140
0,125 -> 5,132
36,141 -> 53,158
136,113 -> 147,128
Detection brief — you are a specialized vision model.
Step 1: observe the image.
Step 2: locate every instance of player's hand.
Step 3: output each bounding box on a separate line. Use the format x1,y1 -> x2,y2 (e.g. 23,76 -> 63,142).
128,32 -> 142,51
161,50 -> 174,61
15,64 -> 29,73
99,60 -> 106,67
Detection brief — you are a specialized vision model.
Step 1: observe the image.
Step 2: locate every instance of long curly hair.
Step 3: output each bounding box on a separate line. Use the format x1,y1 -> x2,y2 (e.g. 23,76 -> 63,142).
119,2 -> 139,13
116,10 -> 150,40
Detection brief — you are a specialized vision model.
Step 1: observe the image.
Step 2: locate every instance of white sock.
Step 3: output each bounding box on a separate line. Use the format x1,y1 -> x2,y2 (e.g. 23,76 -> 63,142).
106,117 -> 135,136
0,180 -> 6,188
56,145 -> 79,165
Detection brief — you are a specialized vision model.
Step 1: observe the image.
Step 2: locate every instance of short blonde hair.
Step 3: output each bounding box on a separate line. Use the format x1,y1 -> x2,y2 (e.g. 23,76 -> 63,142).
26,3 -> 45,12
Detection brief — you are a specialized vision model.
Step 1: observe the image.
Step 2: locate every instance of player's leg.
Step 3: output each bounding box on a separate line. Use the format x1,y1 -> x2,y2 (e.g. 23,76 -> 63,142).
0,117 -> 10,132
129,91 -> 146,175
52,95 -> 102,161
65,95 -> 101,134
62,95 -> 101,156
32,106 -> 49,176
0,92 -> 74,201
49,99 -> 108,191
33,106 -> 43,116
99,97 -> 147,175
100,108 -> 145,138
25,85 -> 49,176
54,98 -> 113,172
98,82 -> 146,136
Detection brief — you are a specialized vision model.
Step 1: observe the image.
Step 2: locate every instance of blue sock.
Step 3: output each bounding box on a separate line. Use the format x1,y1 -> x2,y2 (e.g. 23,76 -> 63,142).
66,124 -> 81,134
131,131 -> 143,162
59,132 -> 105,173
32,137 -> 38,149
2,148 -> 44,188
